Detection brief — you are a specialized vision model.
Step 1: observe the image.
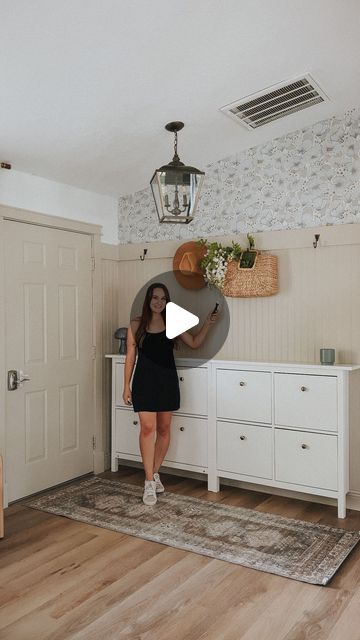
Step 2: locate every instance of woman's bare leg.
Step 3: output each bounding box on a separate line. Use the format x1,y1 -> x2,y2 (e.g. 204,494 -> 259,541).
138,412 -> 157,481
153,411 -> 172,473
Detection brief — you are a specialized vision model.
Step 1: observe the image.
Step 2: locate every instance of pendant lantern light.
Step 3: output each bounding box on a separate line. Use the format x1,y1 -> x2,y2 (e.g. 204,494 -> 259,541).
150,121 -> 205,224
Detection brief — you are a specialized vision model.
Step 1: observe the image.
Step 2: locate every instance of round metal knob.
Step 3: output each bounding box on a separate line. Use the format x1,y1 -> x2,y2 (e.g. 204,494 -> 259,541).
133,420 -> 138,426
240,435 -> 246,441
300,386 -> 307,392
179,376 -> 184,382
301,443 -> 309,449
239,381 -> 246,387
180,426 -> 185,431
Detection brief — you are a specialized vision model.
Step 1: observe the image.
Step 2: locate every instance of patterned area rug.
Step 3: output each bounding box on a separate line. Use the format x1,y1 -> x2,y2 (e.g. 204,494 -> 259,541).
25,476 -> 360,585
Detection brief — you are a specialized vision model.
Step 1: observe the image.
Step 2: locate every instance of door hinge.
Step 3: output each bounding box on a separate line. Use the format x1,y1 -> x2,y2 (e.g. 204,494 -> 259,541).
91,257 -> 95,271
91,345 -> 96,359
92,435 -> 96,450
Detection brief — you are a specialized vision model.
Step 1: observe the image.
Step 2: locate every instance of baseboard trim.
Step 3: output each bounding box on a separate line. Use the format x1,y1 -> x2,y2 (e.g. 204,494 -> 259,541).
3,482 -> 8,509
104,451 -> 111,471
116,460 -> 202,482
115,461 -> 360,513
93,450 -> 106,474
220,479 -> 360,513
348,491 -> 360,511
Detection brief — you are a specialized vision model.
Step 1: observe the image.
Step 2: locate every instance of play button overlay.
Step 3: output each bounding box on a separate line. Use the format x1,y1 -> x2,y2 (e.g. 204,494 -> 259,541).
166,302 -> 199,339
130,270 -> 230,368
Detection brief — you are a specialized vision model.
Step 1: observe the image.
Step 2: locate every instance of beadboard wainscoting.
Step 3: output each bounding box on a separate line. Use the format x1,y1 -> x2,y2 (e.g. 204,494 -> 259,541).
100,223 -> 360,506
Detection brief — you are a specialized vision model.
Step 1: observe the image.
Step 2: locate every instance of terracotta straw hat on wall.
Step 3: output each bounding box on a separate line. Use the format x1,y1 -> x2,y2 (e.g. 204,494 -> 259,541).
173,241 -> 207,290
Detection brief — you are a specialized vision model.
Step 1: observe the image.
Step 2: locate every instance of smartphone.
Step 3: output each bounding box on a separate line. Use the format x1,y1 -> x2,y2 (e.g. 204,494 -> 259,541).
212,302 -> 219,314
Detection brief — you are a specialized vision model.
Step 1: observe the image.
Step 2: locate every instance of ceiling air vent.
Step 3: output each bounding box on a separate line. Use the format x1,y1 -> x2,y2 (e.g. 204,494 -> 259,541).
220,75 -> 328,130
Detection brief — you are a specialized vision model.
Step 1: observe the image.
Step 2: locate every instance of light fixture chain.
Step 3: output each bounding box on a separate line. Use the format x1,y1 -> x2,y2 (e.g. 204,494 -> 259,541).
174,130 -> 178,158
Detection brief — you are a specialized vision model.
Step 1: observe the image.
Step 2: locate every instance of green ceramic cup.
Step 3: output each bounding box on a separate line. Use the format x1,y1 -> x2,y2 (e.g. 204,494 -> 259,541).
320,348 -> 335,365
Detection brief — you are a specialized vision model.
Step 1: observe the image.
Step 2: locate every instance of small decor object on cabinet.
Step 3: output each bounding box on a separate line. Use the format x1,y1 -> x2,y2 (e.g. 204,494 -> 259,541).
320,348 -> 336,365
114,328 -> 128,354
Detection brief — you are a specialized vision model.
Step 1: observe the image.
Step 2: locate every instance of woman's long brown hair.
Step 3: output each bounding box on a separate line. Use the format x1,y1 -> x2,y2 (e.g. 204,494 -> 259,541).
135,282 -> 170,347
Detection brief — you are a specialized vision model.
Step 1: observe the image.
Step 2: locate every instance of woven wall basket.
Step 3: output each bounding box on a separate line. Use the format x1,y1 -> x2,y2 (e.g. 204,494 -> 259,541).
222,251 -> 278,298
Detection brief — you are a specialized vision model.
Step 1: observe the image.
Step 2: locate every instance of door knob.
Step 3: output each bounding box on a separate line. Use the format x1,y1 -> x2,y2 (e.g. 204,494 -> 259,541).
19,371 -> 30,383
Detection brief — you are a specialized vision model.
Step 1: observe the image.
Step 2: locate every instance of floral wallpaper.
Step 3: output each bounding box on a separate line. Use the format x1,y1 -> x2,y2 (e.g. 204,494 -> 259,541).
118,109 -> 360,244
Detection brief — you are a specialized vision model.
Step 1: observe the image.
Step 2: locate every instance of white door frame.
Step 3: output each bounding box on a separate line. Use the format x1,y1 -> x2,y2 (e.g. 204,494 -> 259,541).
0,205 -> 104,507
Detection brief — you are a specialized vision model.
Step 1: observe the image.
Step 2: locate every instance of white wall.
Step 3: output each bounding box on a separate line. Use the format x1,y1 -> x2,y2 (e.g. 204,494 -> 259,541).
0,169 -> 118,244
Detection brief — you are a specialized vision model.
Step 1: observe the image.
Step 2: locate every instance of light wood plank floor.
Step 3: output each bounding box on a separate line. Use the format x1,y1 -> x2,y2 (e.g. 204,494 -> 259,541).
1,466 -> 360,640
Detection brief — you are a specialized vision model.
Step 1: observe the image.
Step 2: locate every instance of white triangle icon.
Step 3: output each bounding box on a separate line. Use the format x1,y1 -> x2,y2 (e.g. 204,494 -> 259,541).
166,302 -> 199,339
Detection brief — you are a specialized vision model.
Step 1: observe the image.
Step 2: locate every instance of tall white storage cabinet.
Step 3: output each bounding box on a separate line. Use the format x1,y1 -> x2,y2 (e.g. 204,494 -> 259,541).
106,355 -> 209,477
211,361 -> 360,519
106,355 -> 360,518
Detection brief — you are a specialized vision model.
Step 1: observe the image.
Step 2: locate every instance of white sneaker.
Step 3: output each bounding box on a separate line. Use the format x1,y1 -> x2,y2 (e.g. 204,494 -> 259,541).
153,472 -> 165,493
143,480 -> 157,506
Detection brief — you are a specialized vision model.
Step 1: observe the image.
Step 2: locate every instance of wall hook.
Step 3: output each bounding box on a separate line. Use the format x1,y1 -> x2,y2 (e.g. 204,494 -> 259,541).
313,234 -> 320,249
140,248 -> 148,261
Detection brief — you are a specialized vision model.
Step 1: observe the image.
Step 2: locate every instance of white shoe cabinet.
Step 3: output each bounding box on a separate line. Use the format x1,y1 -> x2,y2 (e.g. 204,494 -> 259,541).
106,355 -> 360,518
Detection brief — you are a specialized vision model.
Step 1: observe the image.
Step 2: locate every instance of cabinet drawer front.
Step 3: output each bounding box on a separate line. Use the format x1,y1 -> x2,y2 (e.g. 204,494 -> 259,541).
274,373 -> 338,431
175,367 -> 208,416
115,409 -> 140,456
114,363 -> 127,407
165,416 -> 207,467
217,369 -> 272,423
115,363 -> 207,414
217,421 -> 272,479
275,429 -> 338,490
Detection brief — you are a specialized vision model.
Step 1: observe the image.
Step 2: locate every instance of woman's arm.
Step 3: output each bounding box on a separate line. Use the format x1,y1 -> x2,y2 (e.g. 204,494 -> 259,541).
122,322 -> 138,405
179,311 -> 217,349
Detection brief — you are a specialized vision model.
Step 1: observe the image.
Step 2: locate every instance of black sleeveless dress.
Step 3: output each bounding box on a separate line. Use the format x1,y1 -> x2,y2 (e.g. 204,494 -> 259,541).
132,330 -> 180,412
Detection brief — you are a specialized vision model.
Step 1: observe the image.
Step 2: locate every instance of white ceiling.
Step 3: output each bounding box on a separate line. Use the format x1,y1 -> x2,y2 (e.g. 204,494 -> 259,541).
1,0 -> 360,197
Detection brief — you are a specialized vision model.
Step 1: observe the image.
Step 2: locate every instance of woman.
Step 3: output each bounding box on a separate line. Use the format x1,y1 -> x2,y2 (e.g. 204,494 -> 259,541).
123,282 -> 217,505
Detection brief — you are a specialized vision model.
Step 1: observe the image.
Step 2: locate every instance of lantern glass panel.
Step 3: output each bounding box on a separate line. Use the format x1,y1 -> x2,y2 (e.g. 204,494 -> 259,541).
151,169 -> 204,224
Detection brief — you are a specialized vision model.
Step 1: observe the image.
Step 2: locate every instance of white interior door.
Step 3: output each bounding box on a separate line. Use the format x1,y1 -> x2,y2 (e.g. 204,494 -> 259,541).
5,220 -> 94,501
